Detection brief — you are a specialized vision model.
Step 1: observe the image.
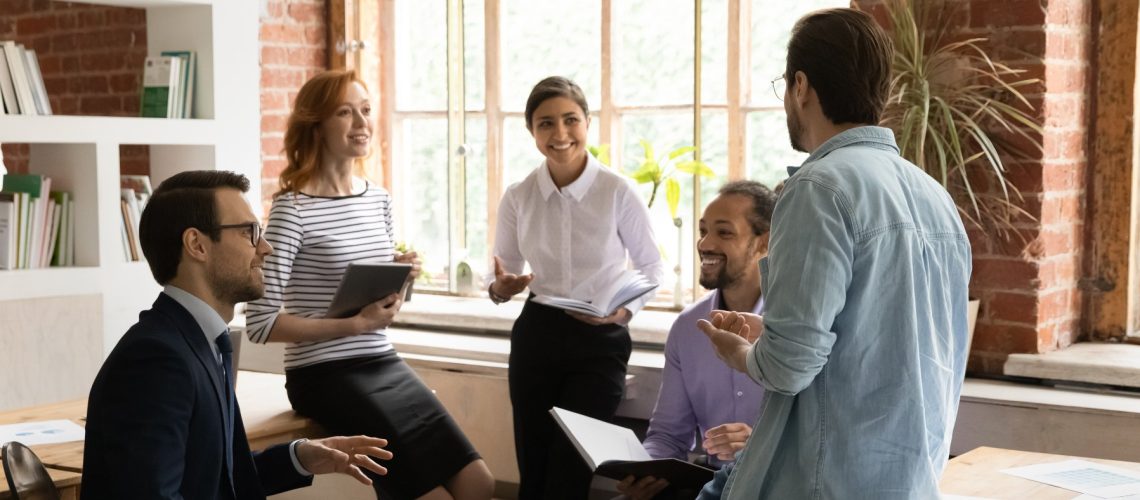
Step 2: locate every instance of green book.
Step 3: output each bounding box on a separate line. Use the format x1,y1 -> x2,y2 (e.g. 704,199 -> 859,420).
140,56 -> 176,118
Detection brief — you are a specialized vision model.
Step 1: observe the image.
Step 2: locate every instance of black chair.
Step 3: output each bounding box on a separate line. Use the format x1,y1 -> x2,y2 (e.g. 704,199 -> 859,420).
1,441 -> 61,500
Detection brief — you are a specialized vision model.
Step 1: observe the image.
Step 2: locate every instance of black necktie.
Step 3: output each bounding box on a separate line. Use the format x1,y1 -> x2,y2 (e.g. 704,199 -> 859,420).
215,331 -> 235,480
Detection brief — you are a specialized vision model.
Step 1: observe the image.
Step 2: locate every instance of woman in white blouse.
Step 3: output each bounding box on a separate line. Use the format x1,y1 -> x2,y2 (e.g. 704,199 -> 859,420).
489,76 -> 663,499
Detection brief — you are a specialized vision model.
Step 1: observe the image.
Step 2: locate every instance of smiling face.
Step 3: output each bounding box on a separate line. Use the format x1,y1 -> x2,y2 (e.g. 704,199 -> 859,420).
319,81 -> 373,163
206,188 -> 273,305
529,96 -> 590,174
698,194 -> 768,291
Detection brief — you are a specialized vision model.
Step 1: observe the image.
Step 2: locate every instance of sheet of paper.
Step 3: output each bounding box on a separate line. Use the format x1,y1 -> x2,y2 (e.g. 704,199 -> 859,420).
1002,459 -> 1140,498
0,419 -> 85,446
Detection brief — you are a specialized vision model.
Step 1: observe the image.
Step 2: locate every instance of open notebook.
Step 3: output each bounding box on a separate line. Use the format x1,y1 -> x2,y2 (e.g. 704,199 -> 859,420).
549,407 -> 714,490
532,269 -> 658,317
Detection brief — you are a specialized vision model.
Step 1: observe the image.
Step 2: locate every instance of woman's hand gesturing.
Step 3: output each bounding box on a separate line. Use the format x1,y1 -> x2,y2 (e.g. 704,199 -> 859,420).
490,256 -> 534,300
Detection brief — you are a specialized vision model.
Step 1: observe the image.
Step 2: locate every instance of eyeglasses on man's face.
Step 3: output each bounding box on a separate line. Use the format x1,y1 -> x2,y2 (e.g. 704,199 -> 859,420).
215,222 -> 263,247
771,75 -> 786,101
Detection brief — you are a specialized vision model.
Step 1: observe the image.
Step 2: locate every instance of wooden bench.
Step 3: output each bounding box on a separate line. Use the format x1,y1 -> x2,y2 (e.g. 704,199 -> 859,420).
0,370 -> 323,495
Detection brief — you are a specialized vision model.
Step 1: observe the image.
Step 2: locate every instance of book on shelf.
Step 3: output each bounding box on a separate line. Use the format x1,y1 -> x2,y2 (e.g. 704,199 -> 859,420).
120,188 -> 143,261
160,50 -> 196,119
140,55 -> 180,118
549,407 -> 715,490
0,42 -> 48,115
0,174 -> 70,269
0,48 -> 18,114
0,192 -> 16,270
22,48 -> 51,115
121,175 -> 153,212
120,198 -> 138,262
531,269 -> 659,317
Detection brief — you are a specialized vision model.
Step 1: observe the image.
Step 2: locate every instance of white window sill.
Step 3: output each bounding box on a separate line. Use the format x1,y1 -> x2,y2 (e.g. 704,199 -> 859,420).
395,292 -> 677,346
1004,342 -> 1140,389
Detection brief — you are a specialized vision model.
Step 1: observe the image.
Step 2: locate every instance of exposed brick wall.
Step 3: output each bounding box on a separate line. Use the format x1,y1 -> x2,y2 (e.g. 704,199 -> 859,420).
0,1 -> 148,174
258,0 -> 328,213
855,0 -> 1094,374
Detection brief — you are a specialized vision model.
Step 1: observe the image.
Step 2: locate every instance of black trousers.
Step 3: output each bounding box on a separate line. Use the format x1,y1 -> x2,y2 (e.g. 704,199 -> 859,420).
509,298 -> 632,500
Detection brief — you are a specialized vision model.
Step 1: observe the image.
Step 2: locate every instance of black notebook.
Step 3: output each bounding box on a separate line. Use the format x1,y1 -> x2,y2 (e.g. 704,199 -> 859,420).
549,407 -> 714,489
326,262 -> 412,318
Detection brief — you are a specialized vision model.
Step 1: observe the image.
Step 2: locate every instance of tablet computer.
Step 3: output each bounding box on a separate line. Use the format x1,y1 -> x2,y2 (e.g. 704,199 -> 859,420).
326,262 -> 413,319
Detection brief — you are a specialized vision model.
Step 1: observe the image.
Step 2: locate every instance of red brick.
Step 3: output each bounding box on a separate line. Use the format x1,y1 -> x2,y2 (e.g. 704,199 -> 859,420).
970,0 -> 1046,28
262,137 -> 285,156
16,15 -> 57,35
1045,63 -> 1090,94
288,3 -> 324,24
260,23 -> 307,44
261,114 -> 288,134
77,10 -> 106,27
109,73 -> 137,93
288,47 -> 324,67
1040,194 -> 1082,224
971,257 -> 1042,290
1043,93 -> 1087,129
1046,0 -> 1092,26
260,91 -> 290,112
1040,256 -> 1081,288
1045,29 -> 1089,61
261,46 -> 288,66
987,291 -> 1038,323
971,322 -> 1042,354
1042,131 -> 1086,165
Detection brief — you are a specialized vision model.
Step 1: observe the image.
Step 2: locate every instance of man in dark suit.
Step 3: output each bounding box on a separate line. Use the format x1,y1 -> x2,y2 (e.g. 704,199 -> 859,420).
82,170 -> 393,499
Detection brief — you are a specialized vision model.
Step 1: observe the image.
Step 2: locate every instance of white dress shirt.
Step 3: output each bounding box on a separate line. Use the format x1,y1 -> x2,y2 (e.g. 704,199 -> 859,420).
493,154 -> 663,315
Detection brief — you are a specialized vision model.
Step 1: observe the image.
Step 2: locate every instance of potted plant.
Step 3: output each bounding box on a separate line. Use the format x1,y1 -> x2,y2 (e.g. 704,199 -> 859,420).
878,0 -> 1045,346
589,141 -> 716,307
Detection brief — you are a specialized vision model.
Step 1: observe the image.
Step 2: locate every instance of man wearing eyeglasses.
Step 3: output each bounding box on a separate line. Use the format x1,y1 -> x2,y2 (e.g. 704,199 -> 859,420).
82,170 -> 394,500
700,8 -> 972,500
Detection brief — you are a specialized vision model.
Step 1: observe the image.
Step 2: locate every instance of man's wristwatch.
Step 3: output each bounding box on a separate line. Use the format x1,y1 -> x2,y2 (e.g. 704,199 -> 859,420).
488,283 -> 510,304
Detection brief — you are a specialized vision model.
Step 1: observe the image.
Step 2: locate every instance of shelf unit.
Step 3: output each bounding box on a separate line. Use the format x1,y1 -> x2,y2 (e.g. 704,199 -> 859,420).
0,0 -> 260,362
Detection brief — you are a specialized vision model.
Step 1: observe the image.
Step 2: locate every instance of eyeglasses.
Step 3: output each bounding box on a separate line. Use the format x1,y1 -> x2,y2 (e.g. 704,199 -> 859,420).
771,75 -> 786,101
215,222 -> 263,247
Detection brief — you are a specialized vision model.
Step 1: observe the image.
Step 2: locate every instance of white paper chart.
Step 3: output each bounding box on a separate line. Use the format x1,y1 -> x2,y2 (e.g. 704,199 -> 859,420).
1002,459 -> 1140,498
0,419 -> 85,446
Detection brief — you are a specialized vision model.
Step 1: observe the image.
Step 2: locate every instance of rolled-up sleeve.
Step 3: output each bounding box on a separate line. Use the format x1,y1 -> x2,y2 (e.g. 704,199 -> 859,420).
747,177 -> 853,395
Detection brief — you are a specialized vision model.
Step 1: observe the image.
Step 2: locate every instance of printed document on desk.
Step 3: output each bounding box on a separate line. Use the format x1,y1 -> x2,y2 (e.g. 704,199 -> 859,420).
0,419 -> 84,446
1002,459 -> 1140,498
532,270 -> 658,317
550,407 -> 714,489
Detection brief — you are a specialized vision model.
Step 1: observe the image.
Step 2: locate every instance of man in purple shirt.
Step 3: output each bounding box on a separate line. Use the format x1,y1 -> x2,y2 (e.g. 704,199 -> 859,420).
618,180 -> 777,499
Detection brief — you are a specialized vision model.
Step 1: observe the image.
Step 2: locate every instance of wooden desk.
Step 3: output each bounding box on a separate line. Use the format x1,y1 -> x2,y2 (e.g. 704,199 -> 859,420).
0,399 -> 86,473
0,466 -> 81,500
235,370 -> 326,450
0,371 -> 323,476
941,446 -> 1140,499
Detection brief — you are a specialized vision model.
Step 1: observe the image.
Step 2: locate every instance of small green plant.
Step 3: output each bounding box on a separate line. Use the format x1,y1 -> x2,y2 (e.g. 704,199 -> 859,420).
627,140 -> 715,226
395,241 -> 432,284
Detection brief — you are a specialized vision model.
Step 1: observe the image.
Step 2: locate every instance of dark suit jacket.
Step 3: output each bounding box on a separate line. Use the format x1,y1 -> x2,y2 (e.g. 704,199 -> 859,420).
81,293 -> 313,499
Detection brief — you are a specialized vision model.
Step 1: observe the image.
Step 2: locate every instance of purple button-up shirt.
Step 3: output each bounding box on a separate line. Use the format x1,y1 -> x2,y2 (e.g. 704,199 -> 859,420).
643,289 -> 766,468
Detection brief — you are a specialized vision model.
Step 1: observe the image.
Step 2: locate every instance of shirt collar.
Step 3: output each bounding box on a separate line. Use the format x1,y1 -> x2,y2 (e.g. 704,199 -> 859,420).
787,126 -> 900,178
163,285 -> 230,355
710,288 -> 765,315
537,154 -> 602,202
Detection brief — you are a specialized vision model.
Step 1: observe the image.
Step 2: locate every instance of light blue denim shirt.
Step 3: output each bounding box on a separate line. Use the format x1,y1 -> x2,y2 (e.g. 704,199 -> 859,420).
722,126 -> 972,500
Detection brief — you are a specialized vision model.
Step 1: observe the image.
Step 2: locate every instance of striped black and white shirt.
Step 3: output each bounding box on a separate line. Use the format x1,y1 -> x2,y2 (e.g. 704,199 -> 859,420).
245,179 -> 397,370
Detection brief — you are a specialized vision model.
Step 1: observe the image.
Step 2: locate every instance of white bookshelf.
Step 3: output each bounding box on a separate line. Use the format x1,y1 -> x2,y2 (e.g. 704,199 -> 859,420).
0,0 -> 260,364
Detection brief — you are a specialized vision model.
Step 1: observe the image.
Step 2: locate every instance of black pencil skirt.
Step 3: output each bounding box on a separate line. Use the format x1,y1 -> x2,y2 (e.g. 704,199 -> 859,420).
509,298 -> 633,500
285,351 -> 481,499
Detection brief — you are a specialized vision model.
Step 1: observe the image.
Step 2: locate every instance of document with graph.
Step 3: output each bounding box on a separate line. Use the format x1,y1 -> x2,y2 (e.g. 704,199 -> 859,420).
1002,459 -> 1140,497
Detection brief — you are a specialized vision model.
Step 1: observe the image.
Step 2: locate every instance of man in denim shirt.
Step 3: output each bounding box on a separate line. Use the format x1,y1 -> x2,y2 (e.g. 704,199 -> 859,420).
698,8 -> 973,499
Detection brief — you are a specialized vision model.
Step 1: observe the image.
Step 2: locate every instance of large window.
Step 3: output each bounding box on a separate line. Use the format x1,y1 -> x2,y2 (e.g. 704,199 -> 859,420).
379,0 -> 846,303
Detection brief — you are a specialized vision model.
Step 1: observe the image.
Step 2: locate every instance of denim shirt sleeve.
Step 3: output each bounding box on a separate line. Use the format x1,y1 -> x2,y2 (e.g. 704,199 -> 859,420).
746,176 -> 854,395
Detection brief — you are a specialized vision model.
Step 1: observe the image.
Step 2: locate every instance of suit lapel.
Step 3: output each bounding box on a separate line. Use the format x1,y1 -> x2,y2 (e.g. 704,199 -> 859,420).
152,294 -> 236,493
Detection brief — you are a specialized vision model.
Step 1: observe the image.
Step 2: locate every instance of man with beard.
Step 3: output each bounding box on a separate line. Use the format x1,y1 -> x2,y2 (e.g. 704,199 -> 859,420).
82,171 -> 394,500
699,8 -> 972,500
616,181 -> 777,500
